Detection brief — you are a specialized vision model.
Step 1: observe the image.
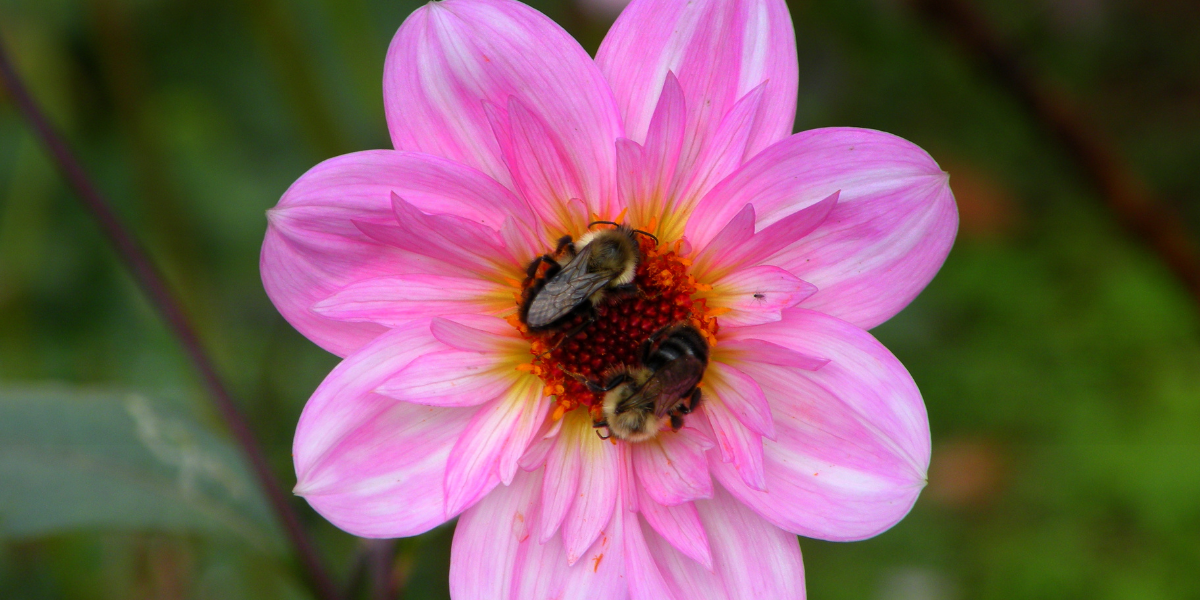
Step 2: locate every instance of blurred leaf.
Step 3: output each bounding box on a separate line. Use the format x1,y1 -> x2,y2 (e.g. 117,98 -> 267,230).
0,385 -> 283,553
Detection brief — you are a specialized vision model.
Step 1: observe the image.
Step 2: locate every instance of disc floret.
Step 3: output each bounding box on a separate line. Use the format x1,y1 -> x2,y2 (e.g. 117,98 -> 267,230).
509,235 -> 720,424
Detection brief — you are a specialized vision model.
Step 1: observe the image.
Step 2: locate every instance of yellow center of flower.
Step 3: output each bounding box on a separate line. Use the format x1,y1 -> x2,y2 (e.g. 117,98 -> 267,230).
507,233 -> 721,424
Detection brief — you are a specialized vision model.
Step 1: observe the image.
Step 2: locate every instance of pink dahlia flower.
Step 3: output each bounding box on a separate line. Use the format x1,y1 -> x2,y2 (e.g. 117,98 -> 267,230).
261,0 -> 957,597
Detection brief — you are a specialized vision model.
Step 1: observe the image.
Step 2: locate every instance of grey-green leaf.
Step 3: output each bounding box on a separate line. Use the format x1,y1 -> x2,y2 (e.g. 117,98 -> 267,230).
0,385 -> 284,552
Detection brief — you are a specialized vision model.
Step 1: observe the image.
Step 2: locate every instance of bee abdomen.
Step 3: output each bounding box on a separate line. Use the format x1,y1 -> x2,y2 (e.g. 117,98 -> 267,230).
645,325 -> 709,370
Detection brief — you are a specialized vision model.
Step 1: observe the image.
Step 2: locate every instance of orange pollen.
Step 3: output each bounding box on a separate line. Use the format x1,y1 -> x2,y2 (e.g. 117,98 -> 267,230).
512,236 -> 720,416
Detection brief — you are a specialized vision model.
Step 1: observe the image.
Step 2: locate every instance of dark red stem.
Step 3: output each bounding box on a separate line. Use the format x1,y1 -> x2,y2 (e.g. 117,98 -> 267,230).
910,0 -> 1200,307
0,38 -> 339,600
369,540 -> 398,600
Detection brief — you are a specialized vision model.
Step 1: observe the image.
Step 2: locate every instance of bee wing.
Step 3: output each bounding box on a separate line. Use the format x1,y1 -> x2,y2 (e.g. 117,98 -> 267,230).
525,245 -> 611,328
650,356 -> 706,417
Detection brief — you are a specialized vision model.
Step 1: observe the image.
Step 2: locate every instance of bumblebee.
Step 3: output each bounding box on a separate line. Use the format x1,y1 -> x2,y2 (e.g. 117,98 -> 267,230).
519,222 -> 654,331
583,323 -> 709,442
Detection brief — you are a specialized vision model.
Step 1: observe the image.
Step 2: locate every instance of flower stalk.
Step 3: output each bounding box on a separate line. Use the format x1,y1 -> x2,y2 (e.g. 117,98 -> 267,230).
0,37 -> 340,600
911,0 -> 1200,309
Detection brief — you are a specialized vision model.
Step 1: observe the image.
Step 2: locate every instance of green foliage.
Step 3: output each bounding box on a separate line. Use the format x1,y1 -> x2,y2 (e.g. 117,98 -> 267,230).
0,386 -> 282,552
0,0 -> 1198,598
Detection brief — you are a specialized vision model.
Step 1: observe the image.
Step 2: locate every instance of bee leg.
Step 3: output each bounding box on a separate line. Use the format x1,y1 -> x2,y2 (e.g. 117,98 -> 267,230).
535,312 -> 596,359
554,366 -> 612,395
586,372 -> 627,394
576,371 -> 626,395
523,254 -> 557,284
669,414 -> 684,432
523,255 -> 543,279
553,235 -> 575,257
637,337 -> 653,364
610,283 -> 639,299
638,325 -> 671,363
605,373 -> 630,391
592,420 -> 612,440
684,387 -> 702,413
558,312 -> 596,340
558,369 -> 592,390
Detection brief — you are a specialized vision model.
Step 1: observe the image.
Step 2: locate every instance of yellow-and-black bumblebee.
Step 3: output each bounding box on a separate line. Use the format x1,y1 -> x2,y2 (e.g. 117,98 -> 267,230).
519,221 -> 655,331
581,323 -> 709,442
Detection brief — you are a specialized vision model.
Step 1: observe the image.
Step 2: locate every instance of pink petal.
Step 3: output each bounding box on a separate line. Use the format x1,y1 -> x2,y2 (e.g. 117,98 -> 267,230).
718,338 -> 830,371
686,128 -> 958,329
560,424 -> 620,566
385,0 -> 623,214
538,429 -> 582,543
501,215 -> 542,272
597,0 -> 797,169
349,193 -> 518,276
691,193 -> 839,278
451,468 -> 626,600
375,316 -> 528,408
691,200 -> 757,269
262,150 -> 529,357
636,485 -> 712,570
498,385 -> 551,486
293,322 -> 472,537
450,466 -> 539,600
296,402 -> 473,538
617,441 -> 641,511
516,416 -> 563,473
706,265 -> 816,327
617,73 -> 689,229
640,72 -> 687,194
702,394 -> 766,491
623,508 -> 680,600
633,427 -> 714,506
444,378 -> 546,516
642,484 -> 805,599
615,138 -> 648,218
513,506 -> 624,600
706,361 -> 775,439
488,98 -> 599,232
665,83 -> 767,224
716,308 -> 930,541
377,353 -> 513,407
311,274 -> 508,326
621,81 -> 772,238
518,433 -> 555,472
428,314 -> 521,352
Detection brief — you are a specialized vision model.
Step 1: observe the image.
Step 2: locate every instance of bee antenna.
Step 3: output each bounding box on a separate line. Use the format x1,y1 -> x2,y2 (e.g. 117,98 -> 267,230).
631,229 -> 658,244
587,220 -> 659,245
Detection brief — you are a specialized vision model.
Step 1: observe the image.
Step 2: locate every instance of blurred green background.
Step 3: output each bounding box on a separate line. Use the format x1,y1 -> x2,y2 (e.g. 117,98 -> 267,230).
1,0 -> 1198,598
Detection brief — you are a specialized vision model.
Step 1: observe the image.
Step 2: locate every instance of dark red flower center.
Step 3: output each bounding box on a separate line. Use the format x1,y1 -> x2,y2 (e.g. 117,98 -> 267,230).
508,236 -> 720,423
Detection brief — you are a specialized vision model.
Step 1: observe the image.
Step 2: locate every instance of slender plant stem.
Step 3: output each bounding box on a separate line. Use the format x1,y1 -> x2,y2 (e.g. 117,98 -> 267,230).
910,0 -> 1200,309
340,540 -> 371,599
0,38 -> 340,600
369,540 -> 398,600
338,538 -> 399,600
